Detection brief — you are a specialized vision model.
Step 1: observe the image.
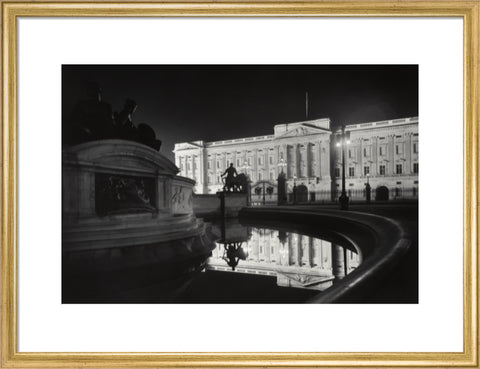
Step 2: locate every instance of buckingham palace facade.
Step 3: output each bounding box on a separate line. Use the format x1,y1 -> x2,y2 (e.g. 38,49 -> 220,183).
173,116 -> 418,202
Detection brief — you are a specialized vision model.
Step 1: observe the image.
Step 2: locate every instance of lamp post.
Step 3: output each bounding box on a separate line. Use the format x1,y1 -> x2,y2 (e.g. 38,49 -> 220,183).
293,174 -> 297,204
336,125 -> 350,210
277,158 -> 287,205
365,173 -> 371,204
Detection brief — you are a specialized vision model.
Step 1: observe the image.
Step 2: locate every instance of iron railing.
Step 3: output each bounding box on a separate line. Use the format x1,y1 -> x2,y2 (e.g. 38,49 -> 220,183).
249,187 -> 418,206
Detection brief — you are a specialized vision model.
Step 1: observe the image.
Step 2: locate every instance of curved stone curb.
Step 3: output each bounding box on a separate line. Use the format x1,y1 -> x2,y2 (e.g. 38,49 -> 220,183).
239,207 -> 412,303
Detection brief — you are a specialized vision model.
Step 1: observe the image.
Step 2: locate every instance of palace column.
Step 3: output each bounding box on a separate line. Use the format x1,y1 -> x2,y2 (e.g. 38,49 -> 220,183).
292,144 -> 298,179
388,134 -> 395,175
304,237 -> 312,267
191,155 -> 197,184
286,145 -> 291,178
322,240 -> 332,271
302,142 -> 308,178
274,145 -> 279,178
332,243 -> 346,282
253,234 -> 260,262
406,132 -> 412,174
253,149 -> 258,181
287,233 -> 294,266
297,235 -> 303,266
274,233 -> 281,265
202,149 -> 209,193
309,142 -> 316,178
372,136 -> 378,176
316,142 -> 322,179
198,150 -> 203,191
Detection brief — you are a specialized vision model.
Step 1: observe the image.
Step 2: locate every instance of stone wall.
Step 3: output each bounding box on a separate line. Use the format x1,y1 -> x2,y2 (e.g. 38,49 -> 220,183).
193,192 -> 248,218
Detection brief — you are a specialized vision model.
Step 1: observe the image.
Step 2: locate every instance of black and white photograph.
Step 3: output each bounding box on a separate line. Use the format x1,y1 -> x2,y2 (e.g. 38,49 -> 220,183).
61,65 -> 418,304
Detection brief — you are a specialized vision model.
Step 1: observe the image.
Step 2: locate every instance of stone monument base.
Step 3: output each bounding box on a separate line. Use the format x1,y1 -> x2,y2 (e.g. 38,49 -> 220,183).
62,140 -> 203,252
63,213 -> 206,251
193,192 -> 248,219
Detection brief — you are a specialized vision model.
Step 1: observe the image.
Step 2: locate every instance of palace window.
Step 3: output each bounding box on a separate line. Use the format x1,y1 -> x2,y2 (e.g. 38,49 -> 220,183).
258,156 -> 263,165
216,161 -> 220,169
269,156 -> 273,165
364,166 -> 370,176
348,149 -> 352,158
187,162 -> 191,170
236,158 -> 241,167
379,165 -> 386,175
379,146 -> 384,156
413,143 -> 418,154
334,167 -> 340,178
270,172 -> 274,180
207,160 -> 211,170
396,164 -> 403,174
349,167 -> 355,177
247,157 -> 252,166
258,172 -> 263,180
413,163 -> 419,174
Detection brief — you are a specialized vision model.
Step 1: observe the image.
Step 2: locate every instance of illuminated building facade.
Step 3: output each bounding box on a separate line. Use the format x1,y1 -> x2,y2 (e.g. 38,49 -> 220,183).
174,116 -> 418,201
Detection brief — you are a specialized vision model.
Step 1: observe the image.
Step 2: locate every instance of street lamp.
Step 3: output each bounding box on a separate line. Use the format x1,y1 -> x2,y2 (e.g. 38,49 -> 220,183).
336,125 -> 350,210
277,158 -> 287,206
365,173 -> 371,204
293,174 -> 297,204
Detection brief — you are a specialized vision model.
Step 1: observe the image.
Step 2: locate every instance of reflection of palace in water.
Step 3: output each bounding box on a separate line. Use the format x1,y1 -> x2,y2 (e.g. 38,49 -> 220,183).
207,227 -> 362,291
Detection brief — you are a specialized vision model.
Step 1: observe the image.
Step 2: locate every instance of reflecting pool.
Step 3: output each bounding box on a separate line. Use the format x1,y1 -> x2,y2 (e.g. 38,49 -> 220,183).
62,219 -> 362,303
209,222 -> 361,292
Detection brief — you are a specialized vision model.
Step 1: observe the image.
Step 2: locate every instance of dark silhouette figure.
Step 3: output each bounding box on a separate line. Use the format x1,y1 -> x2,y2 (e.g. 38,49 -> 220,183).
138,123 -> 162,151
66,85 -> 163,151
114,99 -> 162,151
115,98 -> 139,141
221,163 -> 238,192
66,82 -> 115,145
222,242 -> 247,271
365,182 -> 371,203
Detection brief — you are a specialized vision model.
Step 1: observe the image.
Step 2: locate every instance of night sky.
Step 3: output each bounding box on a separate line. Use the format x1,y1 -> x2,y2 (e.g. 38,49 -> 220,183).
62,65 -> 418,161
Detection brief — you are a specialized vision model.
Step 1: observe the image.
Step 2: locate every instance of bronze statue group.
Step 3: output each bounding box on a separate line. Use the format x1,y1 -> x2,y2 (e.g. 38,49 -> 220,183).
221,163 -> 249,193
64,82 -> 161,151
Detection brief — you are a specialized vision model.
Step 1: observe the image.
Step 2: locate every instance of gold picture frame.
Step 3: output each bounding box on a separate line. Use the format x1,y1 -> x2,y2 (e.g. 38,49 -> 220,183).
1,1 -> 478,367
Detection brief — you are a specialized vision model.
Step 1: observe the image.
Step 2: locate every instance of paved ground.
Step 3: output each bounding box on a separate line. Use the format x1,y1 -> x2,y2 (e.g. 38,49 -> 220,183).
273,202 -> 419,303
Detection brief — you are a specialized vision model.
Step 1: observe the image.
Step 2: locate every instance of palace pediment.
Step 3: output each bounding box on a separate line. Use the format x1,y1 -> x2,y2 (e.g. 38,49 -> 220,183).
274,124 -> 330,140
174,141 -> 204,151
